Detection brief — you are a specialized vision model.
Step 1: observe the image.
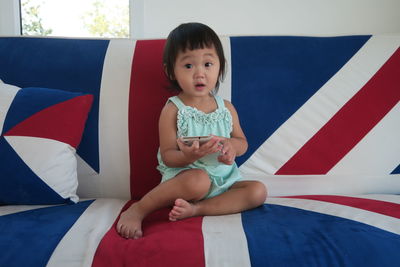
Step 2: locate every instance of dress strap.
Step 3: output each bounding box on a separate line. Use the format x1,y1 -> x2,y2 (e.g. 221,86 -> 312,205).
168,96 -> 186,110
214,95 -> 225,109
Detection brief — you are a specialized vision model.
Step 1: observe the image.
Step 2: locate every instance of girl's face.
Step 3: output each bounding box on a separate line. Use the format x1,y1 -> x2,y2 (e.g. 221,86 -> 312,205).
173,45 -> 220,97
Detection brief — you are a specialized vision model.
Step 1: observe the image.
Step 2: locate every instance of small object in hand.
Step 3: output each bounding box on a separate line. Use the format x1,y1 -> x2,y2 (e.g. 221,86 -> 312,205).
182,136 -> 212,146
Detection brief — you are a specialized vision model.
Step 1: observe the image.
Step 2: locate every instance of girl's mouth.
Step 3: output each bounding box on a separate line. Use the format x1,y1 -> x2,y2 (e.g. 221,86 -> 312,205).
195,83 -> 206,90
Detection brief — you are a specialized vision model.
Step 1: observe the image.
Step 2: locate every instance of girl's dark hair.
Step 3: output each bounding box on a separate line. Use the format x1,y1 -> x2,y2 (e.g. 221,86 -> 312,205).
163,22 -> 226,93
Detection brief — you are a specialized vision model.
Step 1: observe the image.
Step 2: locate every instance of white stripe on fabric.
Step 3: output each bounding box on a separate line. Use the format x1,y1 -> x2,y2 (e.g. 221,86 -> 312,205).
0,204 -> 59,216
5,136 -> 79,202
47,198 -> 126,267
265,196 -> 400,235
0,80 -> 20,134
218,37 -> 232,102
77,39 -> 135,199
202,214 -> 251,267
358,194 -> 400,204
243,174 -> 400,196
240,35 -> 400,175
329,102 -> 400,175
313,194 -> 400,204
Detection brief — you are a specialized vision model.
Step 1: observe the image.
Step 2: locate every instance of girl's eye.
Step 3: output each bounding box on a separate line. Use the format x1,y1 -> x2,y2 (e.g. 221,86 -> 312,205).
184,64 -> 192,69
205,62 -> 213,67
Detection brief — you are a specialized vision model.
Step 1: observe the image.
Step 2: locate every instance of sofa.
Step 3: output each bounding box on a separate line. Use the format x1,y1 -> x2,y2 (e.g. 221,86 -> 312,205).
0,35 -> 399,267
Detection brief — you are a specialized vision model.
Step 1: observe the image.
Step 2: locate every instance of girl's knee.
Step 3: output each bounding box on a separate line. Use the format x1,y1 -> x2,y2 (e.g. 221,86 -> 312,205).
181,169 -> 211,200
249,181 -> 267,206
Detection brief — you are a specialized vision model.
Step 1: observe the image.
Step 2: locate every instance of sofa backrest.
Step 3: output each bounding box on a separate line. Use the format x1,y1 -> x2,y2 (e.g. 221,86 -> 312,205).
0,35 -> 399,199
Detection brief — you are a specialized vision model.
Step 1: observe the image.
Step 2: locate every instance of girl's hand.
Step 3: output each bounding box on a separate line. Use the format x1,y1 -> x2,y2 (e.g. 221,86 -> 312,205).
177,136 -> 222,163
217,138 -> 236,165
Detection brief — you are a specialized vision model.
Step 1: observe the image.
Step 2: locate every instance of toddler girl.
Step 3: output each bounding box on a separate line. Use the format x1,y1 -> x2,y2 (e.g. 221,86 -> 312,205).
117,22 -> 267,239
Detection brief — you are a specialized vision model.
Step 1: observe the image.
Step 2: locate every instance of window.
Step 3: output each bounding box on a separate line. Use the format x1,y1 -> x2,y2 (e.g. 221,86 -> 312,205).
20,0 -> 129,38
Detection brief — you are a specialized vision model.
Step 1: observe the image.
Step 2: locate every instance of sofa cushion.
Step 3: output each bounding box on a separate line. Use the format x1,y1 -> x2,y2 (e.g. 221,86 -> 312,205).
0,80 -> 93,205
233,36 -> 400,195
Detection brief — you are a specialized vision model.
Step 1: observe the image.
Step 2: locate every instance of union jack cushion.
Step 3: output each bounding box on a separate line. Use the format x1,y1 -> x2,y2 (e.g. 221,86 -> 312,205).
0,80 -> 93,204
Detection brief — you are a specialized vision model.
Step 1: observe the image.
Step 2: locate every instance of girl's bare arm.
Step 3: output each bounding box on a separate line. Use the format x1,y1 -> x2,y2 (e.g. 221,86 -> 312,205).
224,100 -> 248,157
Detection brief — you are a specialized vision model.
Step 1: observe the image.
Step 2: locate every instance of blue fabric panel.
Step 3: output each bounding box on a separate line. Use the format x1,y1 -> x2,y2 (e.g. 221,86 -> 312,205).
0,37 -> 110,173
391,164 -> 400,174
0,138 -> 67,205
0,200 -> 94,267
242,204 -> 400,267
2,87 -> 83,135
230,36 -> 371,166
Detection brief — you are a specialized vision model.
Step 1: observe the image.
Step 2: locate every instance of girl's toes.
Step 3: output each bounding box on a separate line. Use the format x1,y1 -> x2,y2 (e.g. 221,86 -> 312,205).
174,198 -> 185,207
169,210 -> 177,219
170,210 -> 179,217
172,206 -> 185,213
133,230 -> 143,239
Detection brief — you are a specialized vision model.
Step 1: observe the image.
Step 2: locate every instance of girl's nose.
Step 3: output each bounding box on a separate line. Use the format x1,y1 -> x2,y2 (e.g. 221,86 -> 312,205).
194,66 -> 205,78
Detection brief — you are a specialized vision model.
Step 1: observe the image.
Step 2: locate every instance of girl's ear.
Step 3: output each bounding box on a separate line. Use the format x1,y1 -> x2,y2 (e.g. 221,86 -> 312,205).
164,64 -> 175,80
163,64 -> 167,74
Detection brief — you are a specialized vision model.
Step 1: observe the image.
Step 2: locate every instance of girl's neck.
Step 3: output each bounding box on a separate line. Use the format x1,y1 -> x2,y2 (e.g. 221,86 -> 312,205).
178,93 -> 217,114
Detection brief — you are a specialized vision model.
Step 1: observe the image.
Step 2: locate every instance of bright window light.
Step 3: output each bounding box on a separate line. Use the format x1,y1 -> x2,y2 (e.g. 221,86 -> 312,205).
20,0 -> 129,38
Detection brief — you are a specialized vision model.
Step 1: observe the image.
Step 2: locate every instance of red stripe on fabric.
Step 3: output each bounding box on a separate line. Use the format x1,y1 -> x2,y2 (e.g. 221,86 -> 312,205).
5,94 -> 93,148
276,48 -> 400,175
92,201 -> 205,267
128,39 -> 174,200
285,195 -> 400,219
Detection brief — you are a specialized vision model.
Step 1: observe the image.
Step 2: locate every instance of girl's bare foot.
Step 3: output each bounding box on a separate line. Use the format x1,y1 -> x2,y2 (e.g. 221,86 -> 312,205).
117,202 -> 144,239
169,198 -> 198,221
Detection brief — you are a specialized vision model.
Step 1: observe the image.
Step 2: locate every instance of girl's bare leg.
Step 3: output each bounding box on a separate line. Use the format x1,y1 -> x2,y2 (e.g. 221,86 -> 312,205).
117,169 -> 211,239
169,181 -> 267,221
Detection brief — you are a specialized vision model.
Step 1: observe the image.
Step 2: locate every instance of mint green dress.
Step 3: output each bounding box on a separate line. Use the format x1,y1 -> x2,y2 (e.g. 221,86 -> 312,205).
157,95 -> 242,199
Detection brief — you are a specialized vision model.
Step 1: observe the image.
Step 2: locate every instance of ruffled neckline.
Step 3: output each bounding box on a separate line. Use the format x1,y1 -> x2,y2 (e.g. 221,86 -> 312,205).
184,105 -> 221,115
177,105 -> 232,137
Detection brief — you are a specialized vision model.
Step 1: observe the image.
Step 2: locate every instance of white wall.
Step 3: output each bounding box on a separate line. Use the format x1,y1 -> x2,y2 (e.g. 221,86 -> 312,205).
132,0 -> 400,38
1,0 -> 400,38
0,0 -> 20,35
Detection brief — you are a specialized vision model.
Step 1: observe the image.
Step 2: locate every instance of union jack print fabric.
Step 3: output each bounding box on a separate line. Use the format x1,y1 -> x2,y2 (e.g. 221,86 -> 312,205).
0,35 -> 399,267
0,80 -> 93,204
232,35 -> 400,196
127,35 -> 400,198
92,194 -> 400,267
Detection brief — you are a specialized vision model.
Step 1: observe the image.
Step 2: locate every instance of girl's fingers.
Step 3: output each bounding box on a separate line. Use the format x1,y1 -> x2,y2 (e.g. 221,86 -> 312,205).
199,138 -> 218,152
191,140 -> 200,149
204,137 -> 218,147
210,140 -> 221,150
215,144 -> 224,153
176,138 -> 186,150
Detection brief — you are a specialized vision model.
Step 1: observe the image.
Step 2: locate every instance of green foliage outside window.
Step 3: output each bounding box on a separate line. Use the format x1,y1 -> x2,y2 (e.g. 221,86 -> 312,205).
82,0 -> 129,38
21,0 -> 53,36
20,0 -> 129,38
